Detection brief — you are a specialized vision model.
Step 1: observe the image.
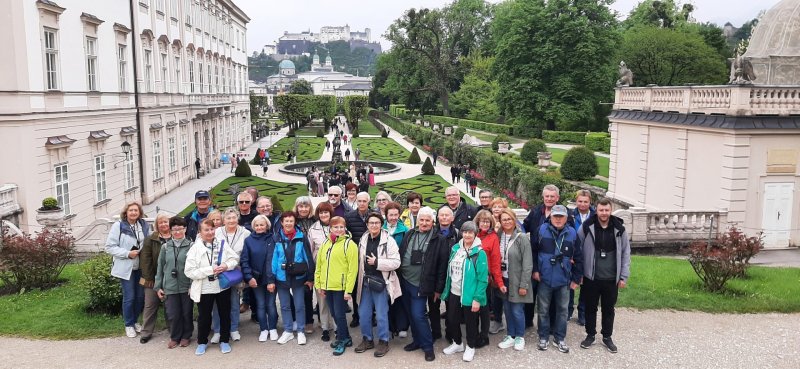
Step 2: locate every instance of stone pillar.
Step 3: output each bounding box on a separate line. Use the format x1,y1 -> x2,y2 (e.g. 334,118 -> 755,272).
672,129 -> 688,208
635,125 -> 650,206
629,207 -> 649,242
719,134 -> 750,227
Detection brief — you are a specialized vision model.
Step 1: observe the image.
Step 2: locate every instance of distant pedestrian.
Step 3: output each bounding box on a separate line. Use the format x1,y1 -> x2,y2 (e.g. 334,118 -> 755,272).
464,167 -> 472,192
326,140 -> 331,152
432,151 -> 438,166
368,164 -> 376,186
450,165 -> 459,183
355,147 -> 361,161
261,159 -> 269,176
469,176 -> 478,198
195,158 -> 201,179
345,148 -> 351,161
230,155 -> 238,173
286,150 -> 292,162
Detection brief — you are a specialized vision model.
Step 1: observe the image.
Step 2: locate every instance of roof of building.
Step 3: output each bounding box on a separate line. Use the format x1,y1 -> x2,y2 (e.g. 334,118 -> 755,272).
744,0 -> 800,59
610,110 -> 800,130
279,59 -> 296,69
336,83 -> 373,91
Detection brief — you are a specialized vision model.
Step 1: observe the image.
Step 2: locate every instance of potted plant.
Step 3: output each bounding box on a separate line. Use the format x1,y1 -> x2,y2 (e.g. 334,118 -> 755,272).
36,197 -> 66,226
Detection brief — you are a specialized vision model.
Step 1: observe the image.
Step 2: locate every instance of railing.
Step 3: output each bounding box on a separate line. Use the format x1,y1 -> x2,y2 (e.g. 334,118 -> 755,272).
0,184 -> 21,218
614,85 -> 800,116
613,208 -> 728,243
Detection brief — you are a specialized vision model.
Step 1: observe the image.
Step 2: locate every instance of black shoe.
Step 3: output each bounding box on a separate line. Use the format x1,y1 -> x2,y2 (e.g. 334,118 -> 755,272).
580,335 -> 595,349
424,350 -> 435,361
431,333 -> 442,341
321,330 -> 330,342
349,319 -> 360,328
475,336 -> 489,348
139,335 -> 151,344
404,342 -> 421,352
602,337 -> 617,353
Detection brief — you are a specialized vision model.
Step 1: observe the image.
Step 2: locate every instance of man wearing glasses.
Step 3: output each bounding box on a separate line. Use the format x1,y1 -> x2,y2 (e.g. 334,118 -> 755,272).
327,186 -> 352,218
237,192 -> 257,232
441,186 -> 477,230
184,190 -> 214,241
477,190 -> 493,212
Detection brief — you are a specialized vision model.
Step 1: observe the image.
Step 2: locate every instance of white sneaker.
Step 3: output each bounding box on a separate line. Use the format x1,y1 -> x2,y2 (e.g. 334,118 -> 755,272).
210,333 -> 221,344
514,337 -> 526,351
259,330 -> 269,342
443,342 -> 465,355
231,331 -> 241,341
277,331 -> 294,345
398,330 -> 408,338
489,321 -> 504,334
134,323 -> 143,333
498,335 -> 515,349
125,326 -> 137,338
269,329 -> 279,341
462,346 -> 475,362
297,332 -> 306,345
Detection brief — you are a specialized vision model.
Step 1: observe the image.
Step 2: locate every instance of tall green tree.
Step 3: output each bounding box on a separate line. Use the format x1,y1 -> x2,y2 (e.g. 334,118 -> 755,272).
449,55 -> 500,122
492,0 -> 619,136
275,94 -> 314,130
343,95 -> 368,129
289,79 -> 313,95
618,26 -> 728,86
623,0 -> 694,29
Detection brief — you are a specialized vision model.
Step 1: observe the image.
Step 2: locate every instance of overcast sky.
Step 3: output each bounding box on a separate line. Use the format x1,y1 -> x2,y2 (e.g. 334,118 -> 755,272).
236,0 -> 781,54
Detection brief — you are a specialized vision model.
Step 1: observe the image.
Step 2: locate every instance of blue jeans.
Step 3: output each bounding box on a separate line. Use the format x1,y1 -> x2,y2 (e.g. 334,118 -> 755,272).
325,290 -> 350,341
278,285 -> 305,332
120,269 -> 144,327
359,285 -> 390,341
503,299 -> 526,338
400,277 -> 433,352
252,285 -> 278,331
212,287 -> 240,333
536,283 -> 569,341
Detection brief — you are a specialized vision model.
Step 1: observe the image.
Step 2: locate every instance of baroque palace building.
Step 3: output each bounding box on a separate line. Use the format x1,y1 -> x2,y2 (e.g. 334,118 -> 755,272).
0,0 -> 250,233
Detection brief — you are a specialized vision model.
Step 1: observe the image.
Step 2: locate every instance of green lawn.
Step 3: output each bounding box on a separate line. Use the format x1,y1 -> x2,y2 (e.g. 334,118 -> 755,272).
464,129 -> 526,144
268,137 -> 326,164
618,256 -> 800,313
179,176 -> 309,216
351,138 -> 411,162
548,148 -> 610,178
353,121 -> 383,136
584,178 -> 609,190
370,175 -> 475,209
294,125 -> 326,137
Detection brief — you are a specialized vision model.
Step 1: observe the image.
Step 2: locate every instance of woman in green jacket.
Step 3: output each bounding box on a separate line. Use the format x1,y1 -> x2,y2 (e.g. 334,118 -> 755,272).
154,217 -> 194,349
314,216 -> 359,356
441,221 -> 488,362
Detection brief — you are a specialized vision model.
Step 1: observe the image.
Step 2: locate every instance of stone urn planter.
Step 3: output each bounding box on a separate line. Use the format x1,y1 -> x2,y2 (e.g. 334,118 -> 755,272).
537,151 -> 552,170
36,197 -> 66,226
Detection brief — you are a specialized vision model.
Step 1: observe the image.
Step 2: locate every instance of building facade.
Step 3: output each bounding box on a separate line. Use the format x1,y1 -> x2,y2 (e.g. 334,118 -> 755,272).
0,0 -> 250,233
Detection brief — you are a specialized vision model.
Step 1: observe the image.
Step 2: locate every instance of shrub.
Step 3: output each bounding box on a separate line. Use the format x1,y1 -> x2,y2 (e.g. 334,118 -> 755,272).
41,197 -> 60,210
80,253 -> 122,314
560,146 -> 598,180
408,148 -> 421,164
492,134 -> 510,152
520,139 -> 548,165
316,129 -> 325,138
234,158 -> 252,177
687,227 -> 763,292
352,129 -> 359,138
454,127 -> 466,140
286,129 -> 296,137
0,228 -> 75,292
542,130 -> 586,144
421,157 -> 435,175
585,132 -> 611,153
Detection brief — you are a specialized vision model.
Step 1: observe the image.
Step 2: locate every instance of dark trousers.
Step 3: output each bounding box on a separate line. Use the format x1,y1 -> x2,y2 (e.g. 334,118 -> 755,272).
165,293 -> 193,342
197,288 -> 232,344
491,286 -> 504,323
583,278 -> 618,338
478,286 -> 492,343
445,294 -> 479,348
325,290 -> 351,341
524,279 -> 538,327
351,280 -> 360,321
389,296 -> 409,333
428,295 -> 443,339
400,278 -> 434,352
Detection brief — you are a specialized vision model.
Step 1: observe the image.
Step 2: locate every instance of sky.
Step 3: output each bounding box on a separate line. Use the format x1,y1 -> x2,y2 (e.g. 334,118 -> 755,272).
235,0 -> 782,54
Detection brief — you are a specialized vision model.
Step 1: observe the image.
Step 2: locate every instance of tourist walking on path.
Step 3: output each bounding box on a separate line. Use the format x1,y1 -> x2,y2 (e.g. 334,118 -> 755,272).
355,147 -> 361,161
105,202 -> 150,339
138,212 -> 172,344
368,164 -> 376,186
326,140 -> 331,151
195,158 -> 201,179
261,158 -> 269,177
230,155 -> 237,173
577,198 -> 630,354
185,219 -> 239,355
450,165 -> 459,183
154,217 -> 194,349
432,150 -> 438,166
240,215 -> 279,342
469,176 -> 478,198
495,208 -> 533,351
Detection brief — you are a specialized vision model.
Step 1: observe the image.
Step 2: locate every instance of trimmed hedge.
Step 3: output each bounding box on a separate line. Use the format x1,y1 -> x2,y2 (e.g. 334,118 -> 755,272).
234,158 -> 252,177
560,146 -> 598,181
421,157 -> 435,175
585,133 -> 610,154
427,115 -> 514,135
542,130 -> 586,144
408,147 -> 421,164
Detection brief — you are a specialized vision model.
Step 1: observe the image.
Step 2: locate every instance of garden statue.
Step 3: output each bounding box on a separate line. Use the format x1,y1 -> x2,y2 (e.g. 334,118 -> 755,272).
616,61 -> 633,87
729,41 -> 756,85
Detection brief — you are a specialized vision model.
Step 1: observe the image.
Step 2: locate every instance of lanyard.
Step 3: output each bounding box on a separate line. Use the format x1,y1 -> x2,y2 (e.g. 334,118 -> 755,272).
551,228 -> 566,256
411,231 -> 431,252
224,228 -> 239,250
501,232 -> 512,262
129,222 -> 140,245
205,241 -> 216,267
172,241 -> 180,271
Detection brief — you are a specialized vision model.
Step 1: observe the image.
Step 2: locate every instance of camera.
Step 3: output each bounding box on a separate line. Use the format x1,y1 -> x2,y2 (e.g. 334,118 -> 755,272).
171,269 -> 178,278
600,251 -> 607,259
281,263 -> 286,270
207,275 -> 217,282
410,249 -> 424,265
500,262 -> 507,271
549,255 -> 563,266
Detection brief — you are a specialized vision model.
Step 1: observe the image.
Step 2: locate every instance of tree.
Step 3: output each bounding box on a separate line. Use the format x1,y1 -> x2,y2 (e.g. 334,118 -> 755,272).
275,94 -> 314,130
289,79 -> 313,95
449,55 -> 500,122
493,0 -> 619,136
618,26 -> 728,86
623,0 -> 693,29
312,95 -> 337,130
560,146 -> 597,180
343,95 -> 368,129
520,139 -> 547,165
249,92 -> 268,122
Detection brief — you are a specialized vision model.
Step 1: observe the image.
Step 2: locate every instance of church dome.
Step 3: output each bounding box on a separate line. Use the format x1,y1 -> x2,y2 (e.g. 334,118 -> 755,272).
279,59 -> 295,70
744,0 -> 800,58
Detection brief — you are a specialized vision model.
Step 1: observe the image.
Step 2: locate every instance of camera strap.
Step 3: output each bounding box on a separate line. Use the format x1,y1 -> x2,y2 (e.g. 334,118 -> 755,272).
217,240 -> 225,266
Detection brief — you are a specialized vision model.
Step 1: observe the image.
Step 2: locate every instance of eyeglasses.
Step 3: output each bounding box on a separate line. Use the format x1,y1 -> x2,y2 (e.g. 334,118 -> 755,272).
328,194 -> 340,197
479,220 -> 491,224
170,227 -> 186,232
238,200 -> 251,204
376,199 -> 388,202
479,196 -> 491,199
367,221 -> 383,226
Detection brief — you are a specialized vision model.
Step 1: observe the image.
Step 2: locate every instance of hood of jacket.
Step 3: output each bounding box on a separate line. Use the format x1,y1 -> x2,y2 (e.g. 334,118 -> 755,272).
583,214 -> 625,236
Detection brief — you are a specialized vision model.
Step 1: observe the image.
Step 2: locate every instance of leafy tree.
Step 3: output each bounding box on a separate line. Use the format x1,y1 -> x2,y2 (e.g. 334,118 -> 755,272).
343,95 -> 368,129
493,0 -> 619,136
623,0 -> 693,29
289,79 -> 313,95
618,26 -> 728,86
449,55 -> 500,122
275,94 -> 314,130
250,93 -> 268,122
312,95 -> 337,130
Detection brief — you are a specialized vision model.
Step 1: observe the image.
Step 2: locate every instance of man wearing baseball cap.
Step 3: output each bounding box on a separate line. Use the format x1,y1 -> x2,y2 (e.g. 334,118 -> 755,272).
531,204 -> 583,354
184,190 -> 214,241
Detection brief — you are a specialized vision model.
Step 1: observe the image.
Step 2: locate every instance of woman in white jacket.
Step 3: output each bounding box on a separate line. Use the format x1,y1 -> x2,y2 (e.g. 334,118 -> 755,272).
104,202 -> 150,338
185,218 -> 239,355
210,208 -> 250,343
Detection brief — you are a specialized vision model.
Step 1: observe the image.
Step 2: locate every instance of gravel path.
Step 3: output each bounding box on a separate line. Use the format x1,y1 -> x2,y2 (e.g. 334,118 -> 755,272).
2,309 -> 797,369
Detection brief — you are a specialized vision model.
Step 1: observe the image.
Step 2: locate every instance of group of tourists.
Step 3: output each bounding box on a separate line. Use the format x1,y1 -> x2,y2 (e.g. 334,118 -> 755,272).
105,183 -> 630,361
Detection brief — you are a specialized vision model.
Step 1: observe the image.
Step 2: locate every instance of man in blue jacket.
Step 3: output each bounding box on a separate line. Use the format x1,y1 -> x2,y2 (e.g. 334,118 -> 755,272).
532,205 -> 582,354
184,190 -> 213,241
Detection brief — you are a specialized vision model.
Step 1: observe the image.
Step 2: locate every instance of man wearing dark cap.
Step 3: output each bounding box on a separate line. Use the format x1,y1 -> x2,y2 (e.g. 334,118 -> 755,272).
184,190 -> 214,241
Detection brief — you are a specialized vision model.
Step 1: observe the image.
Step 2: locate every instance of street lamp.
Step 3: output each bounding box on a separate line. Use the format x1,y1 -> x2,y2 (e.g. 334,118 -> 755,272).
121,140 -> 131,158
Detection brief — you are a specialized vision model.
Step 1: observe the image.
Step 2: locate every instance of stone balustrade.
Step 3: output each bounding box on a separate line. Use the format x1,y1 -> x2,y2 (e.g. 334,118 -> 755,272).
614,85 -> 800,116
613,208 -> 728,243
0,184 -> 21,219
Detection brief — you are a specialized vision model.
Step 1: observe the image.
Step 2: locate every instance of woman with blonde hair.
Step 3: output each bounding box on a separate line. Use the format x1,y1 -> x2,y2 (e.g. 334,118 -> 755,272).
139,212 -> 172,343
206,209 -> 223,230
105,201 -> 150,338
495,208 -> 533,351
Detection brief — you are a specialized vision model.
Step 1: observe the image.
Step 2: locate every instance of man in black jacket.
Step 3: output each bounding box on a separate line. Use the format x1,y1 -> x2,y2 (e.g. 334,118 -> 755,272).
344,192 -> 371,327
184,190 -> 213,241
430,206 -> 461,342
441,186 -> 477,230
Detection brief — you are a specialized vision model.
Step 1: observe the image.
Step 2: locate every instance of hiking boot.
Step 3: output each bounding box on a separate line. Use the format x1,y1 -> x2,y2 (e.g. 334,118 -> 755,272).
498,335 -> 515,349
321,330 -> 331,342
355,338 -> 374,353
374,340 -> 390,357
333,340 -> 347,356
580,335 -> 595,349
537,338 -> 548,351
556,340 -> 570,353
602,337 -> 618,353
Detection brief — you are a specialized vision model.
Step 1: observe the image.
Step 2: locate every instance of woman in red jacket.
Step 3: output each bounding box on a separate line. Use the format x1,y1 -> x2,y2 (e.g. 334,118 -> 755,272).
474,210 -> 505,347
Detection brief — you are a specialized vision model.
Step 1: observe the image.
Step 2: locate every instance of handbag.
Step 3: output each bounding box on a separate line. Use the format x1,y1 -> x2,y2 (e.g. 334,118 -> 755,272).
216,240 -> 244,289
282,241 -> 308,276
363,274 -> 385,292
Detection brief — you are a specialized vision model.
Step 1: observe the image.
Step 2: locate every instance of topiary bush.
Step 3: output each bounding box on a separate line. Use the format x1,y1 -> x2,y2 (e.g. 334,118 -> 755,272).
560,146 -> 598,180
41,197 -> 60,210
585,132 -> 611,153
520,139 -> 548,165
234,158 -> 252,177
250,149 -> 262,165
80,253 -> 122,314
454,127 -> 466,140
421,157 -> 435,175
316,129 -> 325,138
381,128 -> 389,138
408,148 -> 421,164
492,134 -> 510,152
